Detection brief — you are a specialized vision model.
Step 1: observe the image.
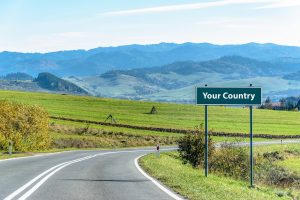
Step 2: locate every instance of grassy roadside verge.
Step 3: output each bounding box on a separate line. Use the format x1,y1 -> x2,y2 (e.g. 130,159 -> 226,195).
139,152 -> 293,200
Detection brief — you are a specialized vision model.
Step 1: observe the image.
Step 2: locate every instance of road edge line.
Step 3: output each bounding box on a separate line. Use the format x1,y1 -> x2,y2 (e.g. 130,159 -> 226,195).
134,155 -> 184,200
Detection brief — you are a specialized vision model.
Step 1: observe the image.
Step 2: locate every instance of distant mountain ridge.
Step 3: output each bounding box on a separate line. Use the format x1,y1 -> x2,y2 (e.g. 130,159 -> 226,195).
0,72 -> 33,81
66,56 -> 300,102
1,42 -> 300,76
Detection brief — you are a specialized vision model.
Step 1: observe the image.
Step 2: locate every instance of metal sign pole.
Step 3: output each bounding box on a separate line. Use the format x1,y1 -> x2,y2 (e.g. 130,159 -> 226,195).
249,84 -> 254,188
205,105 -> 208,177
250,105 -> 254,187
204,84 -> 208,177
8,140 -> 13,156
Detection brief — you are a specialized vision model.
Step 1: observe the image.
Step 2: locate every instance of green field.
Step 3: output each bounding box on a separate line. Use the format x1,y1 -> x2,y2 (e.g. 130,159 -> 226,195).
0,90 -> 299,135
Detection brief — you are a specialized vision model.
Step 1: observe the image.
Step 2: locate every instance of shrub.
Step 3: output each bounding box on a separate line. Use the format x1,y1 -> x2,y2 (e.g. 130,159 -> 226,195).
210,142 -> 249,179
262,151 -> 284,162
178,130 -> 215,168
0,100 -> 50,151
255,154 -> 299,187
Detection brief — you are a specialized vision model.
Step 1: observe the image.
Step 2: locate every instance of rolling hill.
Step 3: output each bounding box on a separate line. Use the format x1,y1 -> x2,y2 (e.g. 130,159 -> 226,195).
65,56 -> 300,102
0,72 -> 88,95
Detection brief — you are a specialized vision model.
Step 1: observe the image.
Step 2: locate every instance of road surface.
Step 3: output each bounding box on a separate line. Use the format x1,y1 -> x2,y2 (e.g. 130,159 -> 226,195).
1,140 -> 300,200
0,147 -> 179,200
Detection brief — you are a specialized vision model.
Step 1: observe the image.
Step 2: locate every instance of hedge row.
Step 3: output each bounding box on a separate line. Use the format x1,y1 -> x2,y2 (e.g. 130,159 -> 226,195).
50,116 -> 300,139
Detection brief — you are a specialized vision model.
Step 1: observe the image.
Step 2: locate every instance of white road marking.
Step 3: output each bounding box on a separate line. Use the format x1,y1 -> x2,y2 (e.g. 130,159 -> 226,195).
4,154 -> 99,200
4,162 -> 67,200
134,155 -> 184,200
18,154 -> 101,200
5,148 -> 177,200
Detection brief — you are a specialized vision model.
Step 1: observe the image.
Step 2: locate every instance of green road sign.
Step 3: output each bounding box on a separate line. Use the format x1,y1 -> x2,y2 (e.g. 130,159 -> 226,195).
196,87 -> 262,105
196,85 -> 261,187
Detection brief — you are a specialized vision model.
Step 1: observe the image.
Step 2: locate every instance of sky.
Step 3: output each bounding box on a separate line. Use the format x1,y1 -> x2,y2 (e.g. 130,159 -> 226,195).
0,0 -> 300,52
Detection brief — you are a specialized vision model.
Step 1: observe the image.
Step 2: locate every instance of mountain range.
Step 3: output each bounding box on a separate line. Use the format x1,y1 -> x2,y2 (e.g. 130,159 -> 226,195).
1,42 -> 300,102
1,42 -> 300,76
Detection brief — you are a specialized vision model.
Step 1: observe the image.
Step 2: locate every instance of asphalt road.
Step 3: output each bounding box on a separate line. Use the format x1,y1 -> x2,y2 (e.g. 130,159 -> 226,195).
1,140 -> 300,200
0,147 -> 179,200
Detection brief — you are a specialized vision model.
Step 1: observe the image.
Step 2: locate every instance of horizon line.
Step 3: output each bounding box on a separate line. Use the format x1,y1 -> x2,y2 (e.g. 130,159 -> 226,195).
1,41 -> 300,54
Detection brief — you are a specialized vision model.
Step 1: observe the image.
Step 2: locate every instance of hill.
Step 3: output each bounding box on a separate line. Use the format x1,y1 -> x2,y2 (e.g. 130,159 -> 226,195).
1,72 -> 33,81
66,56 -> 300,102
34,72 -> 88,94
0,72 -> 88,95
1,43 -> 300,76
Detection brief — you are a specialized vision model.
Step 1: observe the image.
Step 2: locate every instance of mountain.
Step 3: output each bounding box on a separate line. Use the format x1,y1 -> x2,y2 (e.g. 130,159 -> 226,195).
34,72 -> 88,94
66,56 -> 300,102
1,72 -> 33,81
0,72 -> 88,95
1,43 -> 300,76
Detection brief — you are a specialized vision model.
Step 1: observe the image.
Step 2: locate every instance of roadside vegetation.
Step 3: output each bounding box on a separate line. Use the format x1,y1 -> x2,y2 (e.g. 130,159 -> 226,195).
49,123 -> 177,149
0,100 -> 50,152
140,132 -> 300,200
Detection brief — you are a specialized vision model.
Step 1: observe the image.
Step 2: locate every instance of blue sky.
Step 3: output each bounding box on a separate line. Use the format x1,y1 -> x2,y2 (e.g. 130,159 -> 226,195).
0,0 -> 299,52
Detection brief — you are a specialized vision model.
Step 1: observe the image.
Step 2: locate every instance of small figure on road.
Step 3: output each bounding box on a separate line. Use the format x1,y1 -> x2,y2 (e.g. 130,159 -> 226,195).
156,143 -> 160,158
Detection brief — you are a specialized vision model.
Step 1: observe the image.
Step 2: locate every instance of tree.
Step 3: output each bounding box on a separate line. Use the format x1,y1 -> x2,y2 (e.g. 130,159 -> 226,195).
264,96 -> 273,109
279,98 -> 286,108
297,100 -> 300,111
0,100 -> 50,151
265,96 -> 271,104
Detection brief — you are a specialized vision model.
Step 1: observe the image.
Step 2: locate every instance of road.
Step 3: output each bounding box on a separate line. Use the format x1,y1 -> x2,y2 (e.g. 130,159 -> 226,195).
1,140 -> 300,200
0,147 -> 180,200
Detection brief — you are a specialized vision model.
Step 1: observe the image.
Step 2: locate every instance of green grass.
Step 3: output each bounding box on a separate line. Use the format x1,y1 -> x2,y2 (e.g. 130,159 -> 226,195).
51,119 -> 182,137
254,143 -> 300,154
253,144 -> 300,176
51,119 -> 278,142
140,152 -> 290,200
279,158 -> 300,175
0,90 -> 299,135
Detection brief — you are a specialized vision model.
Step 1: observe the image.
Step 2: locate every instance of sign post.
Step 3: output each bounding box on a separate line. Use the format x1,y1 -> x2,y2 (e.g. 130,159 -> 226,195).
8,140 -> 13,156
250,104 -> 253,187
205,104 -> 208,177
249,84 -> 254,188
196,86 -> 261,187
156,144 -> 160,158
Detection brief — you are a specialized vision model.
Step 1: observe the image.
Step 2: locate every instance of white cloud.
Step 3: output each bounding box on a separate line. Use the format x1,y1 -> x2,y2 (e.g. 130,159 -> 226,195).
257,0 -> 300,9
101,0 -> 276,16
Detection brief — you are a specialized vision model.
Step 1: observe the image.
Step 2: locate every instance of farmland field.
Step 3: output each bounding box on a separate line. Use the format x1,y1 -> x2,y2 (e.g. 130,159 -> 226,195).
0,90 -> 299,135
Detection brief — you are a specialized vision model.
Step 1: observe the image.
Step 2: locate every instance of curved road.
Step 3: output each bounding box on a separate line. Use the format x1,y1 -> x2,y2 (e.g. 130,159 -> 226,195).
0,147 -> 179,200
1,140 -> 300,200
